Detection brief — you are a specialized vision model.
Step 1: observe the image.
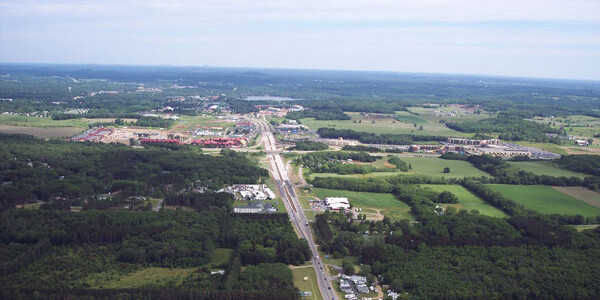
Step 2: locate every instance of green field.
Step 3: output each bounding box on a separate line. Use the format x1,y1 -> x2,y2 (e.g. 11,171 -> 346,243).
421,184 -> 507,218
513,141 -> 568,155
511,161 -> 587,178
393,115 -> 428,124
211,248 -> 233,267
299,111 -> 471,137
487,184 -> 600,217
291,267 -> 323,300
171,115 -> 233,132
400,156 -> 491,178
313,188 -> 413,220
306,156 -> 489,180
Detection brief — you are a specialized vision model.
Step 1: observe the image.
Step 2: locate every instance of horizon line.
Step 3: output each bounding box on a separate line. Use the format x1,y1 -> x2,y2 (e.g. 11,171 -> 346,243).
1,61 -> 599,83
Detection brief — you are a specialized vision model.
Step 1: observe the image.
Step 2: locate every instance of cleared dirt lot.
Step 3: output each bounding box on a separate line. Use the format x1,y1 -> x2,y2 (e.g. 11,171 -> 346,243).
0,125 -> 83,138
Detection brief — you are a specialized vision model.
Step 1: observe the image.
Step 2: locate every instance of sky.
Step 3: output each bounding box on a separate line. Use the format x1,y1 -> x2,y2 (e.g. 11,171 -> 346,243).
0,0 -> 599,80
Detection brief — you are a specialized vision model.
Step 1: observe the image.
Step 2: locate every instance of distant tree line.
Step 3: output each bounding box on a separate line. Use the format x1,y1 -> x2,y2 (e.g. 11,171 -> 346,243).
446,115 -> 564,142
291,140 -> 328,151
318,127 -> 446,145
286,108 -> 351,120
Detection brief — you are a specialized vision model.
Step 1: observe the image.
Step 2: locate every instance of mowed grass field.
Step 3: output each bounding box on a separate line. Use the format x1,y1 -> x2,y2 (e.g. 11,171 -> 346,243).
487,184 -> 600,217
291,267 -> 323,300
511,161 -> 587,178
401,156 -> 491,178
421,184 -> 507,218
0,115 -> 89,127
313,188 -> 413,220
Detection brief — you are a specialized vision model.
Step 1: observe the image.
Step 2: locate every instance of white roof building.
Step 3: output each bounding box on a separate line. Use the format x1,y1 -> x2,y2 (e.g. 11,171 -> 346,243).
265,189 -> 276,199
325,197 -> 350,210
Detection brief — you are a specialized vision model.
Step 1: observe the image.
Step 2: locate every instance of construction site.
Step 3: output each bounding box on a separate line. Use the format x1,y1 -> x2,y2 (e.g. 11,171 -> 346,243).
68,124 -> 255,148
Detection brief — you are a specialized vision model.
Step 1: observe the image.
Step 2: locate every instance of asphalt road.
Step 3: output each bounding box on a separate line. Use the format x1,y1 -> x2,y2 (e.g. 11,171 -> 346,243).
255,117 -> 338,300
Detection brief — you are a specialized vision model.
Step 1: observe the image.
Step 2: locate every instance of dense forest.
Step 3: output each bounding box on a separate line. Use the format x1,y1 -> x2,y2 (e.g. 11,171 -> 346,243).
317,128 -> 446,145
0,209 -> 308,299
0,134 -> 267,211
135,116 -> 176,128
291,140 -> 328,151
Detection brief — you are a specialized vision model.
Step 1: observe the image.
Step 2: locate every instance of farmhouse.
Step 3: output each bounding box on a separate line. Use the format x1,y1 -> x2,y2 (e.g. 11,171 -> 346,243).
325,197 -> 350,211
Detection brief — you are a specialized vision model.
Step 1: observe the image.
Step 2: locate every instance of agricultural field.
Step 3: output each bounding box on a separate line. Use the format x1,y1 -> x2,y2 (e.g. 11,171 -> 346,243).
299,112 -> 472,137
313,188 -> 413,220
528,115 -> 600,140
487,184 -> 600,217
511,161 -> 588,178
291,267 -> 323,300
420,184 -> 507,218
553,186 -> 600,209
0,124 -> 84,138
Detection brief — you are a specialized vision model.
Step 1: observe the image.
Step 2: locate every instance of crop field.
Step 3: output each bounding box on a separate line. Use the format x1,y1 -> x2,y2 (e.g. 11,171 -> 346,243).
552,186 -> 600,209
299,112 -> 471,137
88,267 -> 197,289
313,188 -> 413,220
487,184 -> 600,217
511,161 -> 587,178
420,184 -> 507,218
0,124 -> 84,138
400,156 -> 491,178
291,267 -> 323,300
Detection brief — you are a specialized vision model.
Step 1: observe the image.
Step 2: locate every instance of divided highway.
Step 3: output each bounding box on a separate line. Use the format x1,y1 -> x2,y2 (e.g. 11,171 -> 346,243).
255,118 -> 338,300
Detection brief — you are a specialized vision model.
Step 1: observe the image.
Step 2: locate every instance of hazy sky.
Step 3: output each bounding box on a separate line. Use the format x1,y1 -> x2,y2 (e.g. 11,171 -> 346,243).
1,0 -> 599,80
